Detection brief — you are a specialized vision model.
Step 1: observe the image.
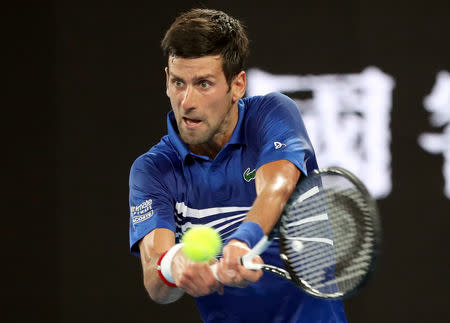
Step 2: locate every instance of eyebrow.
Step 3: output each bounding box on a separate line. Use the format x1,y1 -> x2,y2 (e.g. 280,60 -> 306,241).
169,71 -> 216,83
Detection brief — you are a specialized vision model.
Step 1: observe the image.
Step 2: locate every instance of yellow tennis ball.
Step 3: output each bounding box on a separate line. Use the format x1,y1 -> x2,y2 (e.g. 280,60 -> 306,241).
181,226 -> 222,262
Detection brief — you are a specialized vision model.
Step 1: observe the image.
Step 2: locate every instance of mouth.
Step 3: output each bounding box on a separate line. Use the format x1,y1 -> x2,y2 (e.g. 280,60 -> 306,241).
182,117 -> 202,129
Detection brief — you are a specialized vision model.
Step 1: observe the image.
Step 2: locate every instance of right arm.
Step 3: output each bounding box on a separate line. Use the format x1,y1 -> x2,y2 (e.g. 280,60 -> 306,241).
131,155 -> 221,303
139,228 -> 223,304
139,228 -> 184,304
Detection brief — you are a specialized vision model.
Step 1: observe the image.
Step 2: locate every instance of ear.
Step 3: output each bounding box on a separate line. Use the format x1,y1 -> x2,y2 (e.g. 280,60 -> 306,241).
231,71 -> 246,103
164,67 -> 169,97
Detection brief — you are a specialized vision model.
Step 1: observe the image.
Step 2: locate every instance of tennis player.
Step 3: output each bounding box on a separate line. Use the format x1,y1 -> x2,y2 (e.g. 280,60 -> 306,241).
129,8 -> 347,322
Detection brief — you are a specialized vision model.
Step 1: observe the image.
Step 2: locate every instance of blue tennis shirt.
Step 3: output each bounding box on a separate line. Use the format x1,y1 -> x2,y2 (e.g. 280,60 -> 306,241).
129,92 -> 347,322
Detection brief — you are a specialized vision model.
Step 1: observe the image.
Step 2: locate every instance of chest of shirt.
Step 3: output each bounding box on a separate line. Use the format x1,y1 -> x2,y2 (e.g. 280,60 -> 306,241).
176,145 -> 259,208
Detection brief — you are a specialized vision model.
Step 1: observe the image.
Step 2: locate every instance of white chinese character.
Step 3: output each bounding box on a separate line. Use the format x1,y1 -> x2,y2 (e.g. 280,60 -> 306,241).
418,71 -> 450,199
247,67 -> 395,199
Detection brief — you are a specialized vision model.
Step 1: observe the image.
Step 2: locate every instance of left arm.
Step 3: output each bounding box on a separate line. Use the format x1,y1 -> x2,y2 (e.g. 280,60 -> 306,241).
246,159 -> 300,233
217,159 -> 300,286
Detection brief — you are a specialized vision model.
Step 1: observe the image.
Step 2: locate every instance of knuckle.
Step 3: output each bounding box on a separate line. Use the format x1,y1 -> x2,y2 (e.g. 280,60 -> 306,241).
178,277 -> 188,286
199,287 -> 209,296
204,276 -> 214,287
182,271 -> 192,281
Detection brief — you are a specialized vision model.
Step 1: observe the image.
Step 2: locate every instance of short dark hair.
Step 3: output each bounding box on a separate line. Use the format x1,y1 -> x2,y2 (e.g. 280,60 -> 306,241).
161,9 -> 249,85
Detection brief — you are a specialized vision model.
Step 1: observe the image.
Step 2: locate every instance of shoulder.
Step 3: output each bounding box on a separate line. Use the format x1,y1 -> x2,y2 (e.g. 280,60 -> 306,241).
243,92 -> 296,107
241,92 -> 302,131
242,92 -> 299,119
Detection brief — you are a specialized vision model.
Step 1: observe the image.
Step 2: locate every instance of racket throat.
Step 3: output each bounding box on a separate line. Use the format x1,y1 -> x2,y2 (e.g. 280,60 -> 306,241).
260,264 -> 293,281
238,236 -> 293,281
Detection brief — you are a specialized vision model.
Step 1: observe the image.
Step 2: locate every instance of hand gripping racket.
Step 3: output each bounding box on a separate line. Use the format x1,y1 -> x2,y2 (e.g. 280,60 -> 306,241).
213,167 -> 381,299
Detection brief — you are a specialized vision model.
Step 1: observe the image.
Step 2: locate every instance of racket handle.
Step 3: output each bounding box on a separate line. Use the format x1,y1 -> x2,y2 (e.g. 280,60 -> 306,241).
210,260 -> 265,283
210,236 -> 271,280
240,235 -> 271,270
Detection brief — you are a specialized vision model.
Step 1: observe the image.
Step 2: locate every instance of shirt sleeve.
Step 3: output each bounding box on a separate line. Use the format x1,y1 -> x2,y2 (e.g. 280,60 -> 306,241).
252,92 -> 318,175
128,154 -> 176,257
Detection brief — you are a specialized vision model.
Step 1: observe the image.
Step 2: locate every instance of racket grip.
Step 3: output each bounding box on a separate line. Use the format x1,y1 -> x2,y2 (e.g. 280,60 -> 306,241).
240,235 -> 271,269
209,259 -> 264,283
210,236 -> 270,281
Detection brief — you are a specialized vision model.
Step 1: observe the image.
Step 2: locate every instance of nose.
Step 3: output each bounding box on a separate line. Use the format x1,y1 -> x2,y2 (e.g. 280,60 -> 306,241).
181,85 -> 197,111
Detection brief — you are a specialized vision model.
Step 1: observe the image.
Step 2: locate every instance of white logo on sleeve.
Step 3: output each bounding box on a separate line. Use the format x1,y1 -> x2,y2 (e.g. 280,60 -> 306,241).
274,141 -> 286,149
130,199 -> 154,226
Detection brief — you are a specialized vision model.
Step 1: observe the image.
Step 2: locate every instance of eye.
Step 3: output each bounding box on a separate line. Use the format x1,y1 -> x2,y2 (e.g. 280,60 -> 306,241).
172,79 -> 184,87
199,80 -> 211,89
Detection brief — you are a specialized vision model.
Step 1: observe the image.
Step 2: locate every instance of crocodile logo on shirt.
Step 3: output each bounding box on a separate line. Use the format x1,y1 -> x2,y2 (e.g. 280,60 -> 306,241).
243,168 -> 256,182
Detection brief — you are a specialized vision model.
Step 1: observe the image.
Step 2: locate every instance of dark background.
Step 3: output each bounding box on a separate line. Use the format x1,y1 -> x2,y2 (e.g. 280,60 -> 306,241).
6,1 -> 450,322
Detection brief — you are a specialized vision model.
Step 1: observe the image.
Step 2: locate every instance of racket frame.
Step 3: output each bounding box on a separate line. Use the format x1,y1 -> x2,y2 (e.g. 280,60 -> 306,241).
278,167 -> 381,299
211,167 -> 381,300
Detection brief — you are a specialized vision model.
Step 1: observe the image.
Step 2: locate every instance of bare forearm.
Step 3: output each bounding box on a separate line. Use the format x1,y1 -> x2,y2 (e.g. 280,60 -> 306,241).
245,183 -> 294,234
245,159 -> 300,234
139,229 -> 184,304
141,255 -> 184,304
217,160 -> 300,286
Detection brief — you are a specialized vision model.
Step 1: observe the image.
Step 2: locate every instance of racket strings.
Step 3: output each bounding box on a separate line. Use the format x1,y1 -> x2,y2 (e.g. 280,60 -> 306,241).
280,174 -> 378,297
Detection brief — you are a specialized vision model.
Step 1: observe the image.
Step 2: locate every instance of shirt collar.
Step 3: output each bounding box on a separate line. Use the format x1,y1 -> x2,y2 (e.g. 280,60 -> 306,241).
167,111 -> 191,161
167,99 -> 246,162
227,100 -> 246,145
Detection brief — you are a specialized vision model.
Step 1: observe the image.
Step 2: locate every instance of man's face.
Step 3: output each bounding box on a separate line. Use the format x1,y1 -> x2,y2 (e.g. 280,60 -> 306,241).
165,55 -> 245,150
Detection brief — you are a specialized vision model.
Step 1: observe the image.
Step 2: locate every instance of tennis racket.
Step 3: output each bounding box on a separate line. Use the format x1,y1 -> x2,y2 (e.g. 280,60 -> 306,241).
213,167 -> 381,299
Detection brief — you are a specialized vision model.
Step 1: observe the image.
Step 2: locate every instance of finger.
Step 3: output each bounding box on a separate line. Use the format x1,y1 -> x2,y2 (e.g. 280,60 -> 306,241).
200,264 -> 223,292
177,277 -> 202,296
217,258 -> 251,287
180,264 -> 222,297
216,258 -> 238,285
205,263 -> 224,295
192,264 -> 220,295
238,267 -> 263,283
176,266 -> 204,296
171,250 -> 220,296
238,255 -> 263,283
221,241 -> 248,271
207,257 -> 218,266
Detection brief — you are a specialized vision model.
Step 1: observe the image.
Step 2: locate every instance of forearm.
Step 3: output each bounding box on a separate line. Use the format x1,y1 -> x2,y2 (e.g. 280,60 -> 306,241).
139,229 -> 184,304
245,159 -> 300,234
244,183 -> 293,234
141,251 -> 184,304
217,160 -> 300,286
